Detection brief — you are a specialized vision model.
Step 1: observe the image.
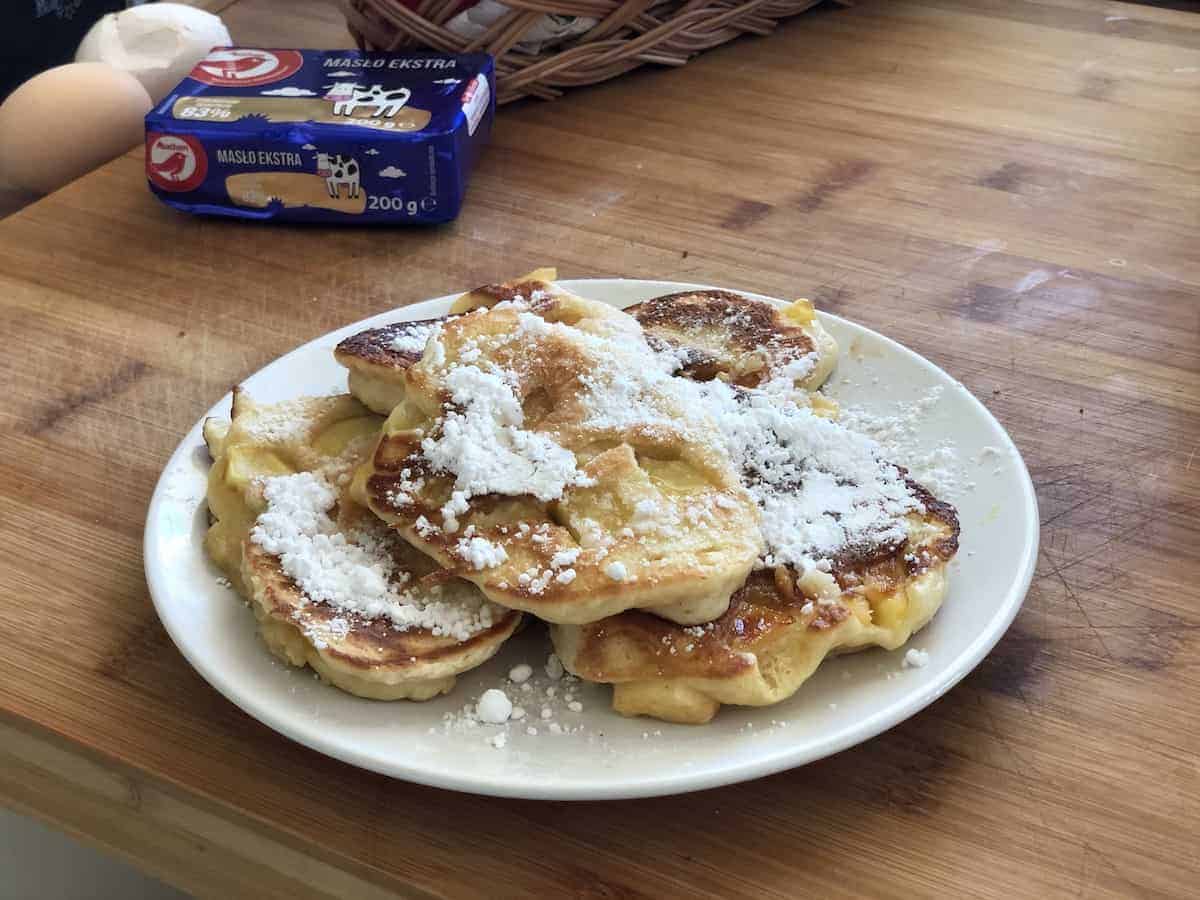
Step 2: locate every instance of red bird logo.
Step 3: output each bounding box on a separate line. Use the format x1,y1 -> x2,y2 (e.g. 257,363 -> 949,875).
151,152 -> 188,180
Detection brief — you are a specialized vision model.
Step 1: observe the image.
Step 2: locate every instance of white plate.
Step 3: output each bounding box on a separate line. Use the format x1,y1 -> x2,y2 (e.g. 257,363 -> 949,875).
144,279 -> 1038,800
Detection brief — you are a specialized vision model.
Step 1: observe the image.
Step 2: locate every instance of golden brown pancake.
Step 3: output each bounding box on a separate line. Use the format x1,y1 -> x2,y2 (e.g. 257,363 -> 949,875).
336,281 -> 839,421
357,290 -> 764,626
627,290 -> 838,392
334,316 -> 449,415
332,267 -> 557,415
552,480 -> 959,724
204,390 -> 520,701
242,494 -> 521,701
447,266 -> 560,315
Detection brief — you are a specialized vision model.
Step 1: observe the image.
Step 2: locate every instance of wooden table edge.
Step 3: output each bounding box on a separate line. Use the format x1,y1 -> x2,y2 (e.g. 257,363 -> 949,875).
0,710 -> 438,900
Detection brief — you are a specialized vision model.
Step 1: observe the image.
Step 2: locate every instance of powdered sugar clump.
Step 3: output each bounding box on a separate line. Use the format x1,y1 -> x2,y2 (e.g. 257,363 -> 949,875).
604,561 -> 628,581
387,320 -> 441,354
455,535 -> 509,570
903,648 -> 930,668
250,472 -> 498,641
419,357 -> 595,531
476,688 -> 513,723
435,652 -> 593,746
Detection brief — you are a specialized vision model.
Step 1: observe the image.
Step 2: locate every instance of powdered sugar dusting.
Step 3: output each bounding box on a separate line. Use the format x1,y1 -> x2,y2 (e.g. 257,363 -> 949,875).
239,404 -> 313,444
388,320 -> 441,354
569,321 -> 923,571
764,353 -> 817,390
250,472 -> 499,641
434,651 -> 594,747
839,387 -> 969,498
694,383 -> 919,569
418,351 -> 595,531
397,294 -> 932,579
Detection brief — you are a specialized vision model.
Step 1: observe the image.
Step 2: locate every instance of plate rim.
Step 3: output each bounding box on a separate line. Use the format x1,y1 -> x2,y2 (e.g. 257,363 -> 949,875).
143,278 -> 1040,800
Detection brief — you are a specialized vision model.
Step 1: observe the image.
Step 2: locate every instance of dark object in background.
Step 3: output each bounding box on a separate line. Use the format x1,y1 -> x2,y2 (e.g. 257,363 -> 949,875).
0,0 -> 133,100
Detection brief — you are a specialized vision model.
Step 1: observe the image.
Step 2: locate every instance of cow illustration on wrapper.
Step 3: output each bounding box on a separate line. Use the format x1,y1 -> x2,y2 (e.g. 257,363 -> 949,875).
324,82 -> 412,119
315,152 -> 360,199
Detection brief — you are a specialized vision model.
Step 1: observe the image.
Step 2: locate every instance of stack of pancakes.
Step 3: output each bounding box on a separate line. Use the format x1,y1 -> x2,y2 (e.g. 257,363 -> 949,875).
204,270 -> 958,723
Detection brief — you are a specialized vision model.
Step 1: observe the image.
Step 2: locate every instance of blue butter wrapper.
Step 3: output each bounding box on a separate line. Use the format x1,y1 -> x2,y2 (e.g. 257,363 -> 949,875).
144,48 -> 494,224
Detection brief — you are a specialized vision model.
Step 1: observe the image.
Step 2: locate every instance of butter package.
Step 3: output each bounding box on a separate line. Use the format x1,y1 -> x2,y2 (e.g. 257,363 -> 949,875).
144,48 -> 493,224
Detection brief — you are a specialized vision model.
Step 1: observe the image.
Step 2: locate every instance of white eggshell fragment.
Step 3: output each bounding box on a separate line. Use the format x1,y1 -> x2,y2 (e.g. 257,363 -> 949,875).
76,3 -> 232,103
0,63 -> 152,195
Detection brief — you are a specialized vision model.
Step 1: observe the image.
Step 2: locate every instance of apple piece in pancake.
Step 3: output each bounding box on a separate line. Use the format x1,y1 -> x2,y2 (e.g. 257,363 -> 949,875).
203,389 -> 383,596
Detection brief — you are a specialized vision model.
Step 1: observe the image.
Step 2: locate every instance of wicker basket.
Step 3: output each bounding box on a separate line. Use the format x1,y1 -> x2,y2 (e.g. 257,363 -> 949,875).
342,0 -> 839,104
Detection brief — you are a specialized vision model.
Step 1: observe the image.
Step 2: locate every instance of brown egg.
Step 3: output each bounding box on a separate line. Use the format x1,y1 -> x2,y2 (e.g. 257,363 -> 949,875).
0,62 -> 152,195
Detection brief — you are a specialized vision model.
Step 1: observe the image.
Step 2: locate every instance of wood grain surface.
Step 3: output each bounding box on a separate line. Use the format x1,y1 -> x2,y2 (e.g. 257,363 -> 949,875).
2,0 -> 1199,897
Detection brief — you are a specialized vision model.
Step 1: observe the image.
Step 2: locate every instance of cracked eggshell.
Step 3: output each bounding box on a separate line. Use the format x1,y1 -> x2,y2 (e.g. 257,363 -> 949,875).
76,3 -> 232,103
0,62 -> 151,195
